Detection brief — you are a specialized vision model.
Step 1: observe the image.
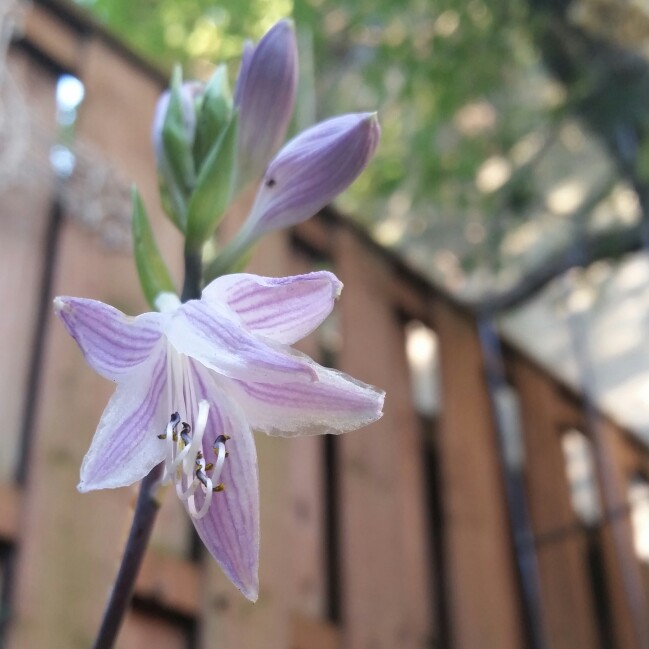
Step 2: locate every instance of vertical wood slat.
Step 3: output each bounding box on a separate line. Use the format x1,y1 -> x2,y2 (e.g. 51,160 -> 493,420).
596,421 -> 649,649
283,248 -> 328,619
335,230 -> 434,649
432,297 -> 524,649
511,356 -> 600,649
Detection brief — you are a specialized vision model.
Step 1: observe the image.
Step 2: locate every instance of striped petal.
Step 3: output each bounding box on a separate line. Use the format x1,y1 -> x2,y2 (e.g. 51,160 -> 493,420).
202,271 -> 342,344
226,362 -> 385,437
78,346 -> 168,491
190,366 -> 259,600
54,296 -> 163,382
166,298 -> 317,383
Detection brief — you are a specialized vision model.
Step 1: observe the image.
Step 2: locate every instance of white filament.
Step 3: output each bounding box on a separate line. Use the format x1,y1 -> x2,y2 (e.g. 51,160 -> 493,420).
160,344 -> 228,520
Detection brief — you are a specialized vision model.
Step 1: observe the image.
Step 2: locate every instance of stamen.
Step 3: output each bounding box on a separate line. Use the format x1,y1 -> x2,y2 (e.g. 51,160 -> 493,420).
157,349 -> 231,520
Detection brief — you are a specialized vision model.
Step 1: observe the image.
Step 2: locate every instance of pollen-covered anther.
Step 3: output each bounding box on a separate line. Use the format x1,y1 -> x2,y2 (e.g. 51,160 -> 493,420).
158,411 -> 181,439
213,483 -> 225,493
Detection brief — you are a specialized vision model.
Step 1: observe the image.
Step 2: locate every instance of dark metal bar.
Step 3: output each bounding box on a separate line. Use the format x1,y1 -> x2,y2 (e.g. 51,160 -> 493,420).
477,316 -> 549,649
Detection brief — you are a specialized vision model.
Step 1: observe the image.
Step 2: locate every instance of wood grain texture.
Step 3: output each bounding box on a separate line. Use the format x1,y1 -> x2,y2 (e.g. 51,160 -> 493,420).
511,355 -> 599,649
432,297 -> 524,649
335,230 -> 434,649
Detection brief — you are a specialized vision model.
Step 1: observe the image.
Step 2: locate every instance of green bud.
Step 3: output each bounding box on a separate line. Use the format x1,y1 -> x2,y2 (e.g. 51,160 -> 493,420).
194,65 -> 233,169
185,111 -> 239,249
153,67 -> 203,231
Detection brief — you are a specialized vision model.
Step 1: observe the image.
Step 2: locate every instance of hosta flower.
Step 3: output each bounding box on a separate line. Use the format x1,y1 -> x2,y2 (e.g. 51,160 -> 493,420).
54,272 -> 384,601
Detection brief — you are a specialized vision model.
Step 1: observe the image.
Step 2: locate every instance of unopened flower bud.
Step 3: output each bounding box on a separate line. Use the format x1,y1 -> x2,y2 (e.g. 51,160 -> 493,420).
242,112 -> 380,240
152,78 -> 204,230
234,20 -> 298,189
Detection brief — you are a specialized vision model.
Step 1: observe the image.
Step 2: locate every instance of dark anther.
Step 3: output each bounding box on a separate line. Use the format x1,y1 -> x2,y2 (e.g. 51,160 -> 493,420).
196,470 -> 208,488
215,434 -> 231,445
157,433 -> 167,440
265,177 -> 276,188
180,422 -> 192,446
170,412 -> 181,427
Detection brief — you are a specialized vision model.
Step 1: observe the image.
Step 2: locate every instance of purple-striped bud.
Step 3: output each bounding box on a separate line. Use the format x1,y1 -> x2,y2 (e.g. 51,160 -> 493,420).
241,113 -> 380,239
234,20 -> 298,188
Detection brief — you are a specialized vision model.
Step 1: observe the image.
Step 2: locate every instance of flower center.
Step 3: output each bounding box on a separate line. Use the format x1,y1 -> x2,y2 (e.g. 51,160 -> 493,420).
157,345 -> 230,519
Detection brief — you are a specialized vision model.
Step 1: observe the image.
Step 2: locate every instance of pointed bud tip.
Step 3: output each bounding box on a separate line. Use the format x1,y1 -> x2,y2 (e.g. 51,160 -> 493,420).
333,279 -> 343,300
53,296 -> 68,314
363,112 -> 381,136
242,582 -> 259,602
269,18 -> 295,34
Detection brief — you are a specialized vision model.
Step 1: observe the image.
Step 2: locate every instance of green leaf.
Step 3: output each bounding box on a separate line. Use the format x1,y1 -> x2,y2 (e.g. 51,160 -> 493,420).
185,111 -> 239,249
194,65 -> 233,169
131,187 -> 177,309
161,65 -> 196,229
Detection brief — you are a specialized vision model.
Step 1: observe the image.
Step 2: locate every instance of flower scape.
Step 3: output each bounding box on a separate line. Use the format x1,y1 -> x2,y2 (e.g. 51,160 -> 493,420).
53,18 -> 384,603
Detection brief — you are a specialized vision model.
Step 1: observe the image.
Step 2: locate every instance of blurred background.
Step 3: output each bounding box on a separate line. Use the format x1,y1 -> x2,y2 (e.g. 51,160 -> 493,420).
3,0 -> 649,647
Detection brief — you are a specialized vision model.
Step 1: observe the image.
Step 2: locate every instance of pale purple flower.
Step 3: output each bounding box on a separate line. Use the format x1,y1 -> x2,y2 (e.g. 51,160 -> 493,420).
234,19 -> 298,186
54,272 -> 384,601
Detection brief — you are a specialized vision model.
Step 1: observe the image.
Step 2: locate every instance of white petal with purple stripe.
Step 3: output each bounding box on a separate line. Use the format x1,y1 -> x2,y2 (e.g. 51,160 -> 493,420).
166,298 -> 317,383
78,345 -> 168,491
202,271 -> 342,344
54,297 -> 163,382
188,365 -> 259,601
226,363 -> 385,437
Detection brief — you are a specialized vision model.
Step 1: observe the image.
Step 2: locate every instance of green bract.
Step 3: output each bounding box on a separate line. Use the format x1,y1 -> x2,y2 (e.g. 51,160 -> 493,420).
186,112 -> 238,250
131,187 -> 176,309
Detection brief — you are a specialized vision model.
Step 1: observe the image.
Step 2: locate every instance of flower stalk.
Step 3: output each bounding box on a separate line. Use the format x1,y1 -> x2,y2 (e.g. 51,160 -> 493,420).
91,464 -> 164,649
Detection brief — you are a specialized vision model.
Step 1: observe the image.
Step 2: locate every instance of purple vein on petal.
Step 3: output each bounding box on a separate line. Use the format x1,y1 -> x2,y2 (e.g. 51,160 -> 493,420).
96,351 -> 167,476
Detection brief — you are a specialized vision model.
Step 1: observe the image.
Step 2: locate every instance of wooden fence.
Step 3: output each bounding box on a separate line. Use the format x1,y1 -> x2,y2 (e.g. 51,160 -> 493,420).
2,1 -> 649,647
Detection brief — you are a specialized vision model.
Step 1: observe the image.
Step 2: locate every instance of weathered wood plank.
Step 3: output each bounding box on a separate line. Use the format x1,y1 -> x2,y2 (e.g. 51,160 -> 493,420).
511,355 -> 599,648
596,420 -> 649,649
22,4 -> 81,72
119,611 -> 189,649
290,614 -> 340,649
135,551 -> 201,619
431,297 -> 524,649
335,230 -> 434,649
